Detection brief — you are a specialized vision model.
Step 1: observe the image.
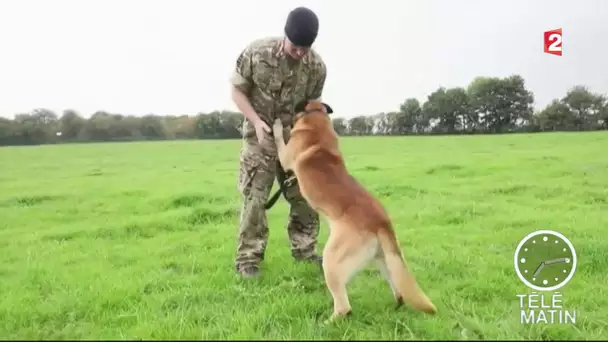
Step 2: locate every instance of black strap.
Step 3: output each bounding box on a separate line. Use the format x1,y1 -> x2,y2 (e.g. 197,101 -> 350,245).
265,162 -> 297,210
265,182 -> 285,209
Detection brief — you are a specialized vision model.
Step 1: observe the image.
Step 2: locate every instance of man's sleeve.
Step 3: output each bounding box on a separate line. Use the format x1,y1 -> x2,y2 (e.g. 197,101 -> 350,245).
229,44 -> 255,95
309,60 -> 327,101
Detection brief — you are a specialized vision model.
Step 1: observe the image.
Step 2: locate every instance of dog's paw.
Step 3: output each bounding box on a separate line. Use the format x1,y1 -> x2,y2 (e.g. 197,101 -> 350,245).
273,119 -> 283,133
322,310 -> 351,325
322,318 -> 334,326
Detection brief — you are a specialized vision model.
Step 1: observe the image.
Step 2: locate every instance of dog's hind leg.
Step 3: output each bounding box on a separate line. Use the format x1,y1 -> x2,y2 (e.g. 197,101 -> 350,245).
375,252 -> 403,308
322,231 -> 379,322
376,229 -> 437,314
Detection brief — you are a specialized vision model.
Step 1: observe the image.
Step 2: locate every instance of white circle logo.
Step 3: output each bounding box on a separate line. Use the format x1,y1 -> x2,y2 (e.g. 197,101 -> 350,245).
513,230 -> 577,291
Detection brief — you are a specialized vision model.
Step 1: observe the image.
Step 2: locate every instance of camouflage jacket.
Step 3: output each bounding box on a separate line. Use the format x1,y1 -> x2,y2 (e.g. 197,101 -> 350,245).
230,36 -> 327,142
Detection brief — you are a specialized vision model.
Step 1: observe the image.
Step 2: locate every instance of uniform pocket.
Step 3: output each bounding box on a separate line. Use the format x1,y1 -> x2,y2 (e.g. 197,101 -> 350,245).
237,147 -> 278,198
253,61 -> 278,90
238,151 -> 261,197
242,120 -> 256,140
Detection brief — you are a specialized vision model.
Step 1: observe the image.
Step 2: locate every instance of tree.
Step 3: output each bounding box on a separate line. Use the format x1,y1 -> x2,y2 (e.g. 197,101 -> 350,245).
467,75 -> 534,133
0,74 -> 605,146
59,109 -> 86,141
534,100 -> 574,131
533,86 -> 607,131
0,118 -> 18,145
561,85 -> 606,131
348,116 -> 369,136
331,118 -> 347,135
398,98 -> 424,134
422,88 -> 461,133
11,109 -> 59,145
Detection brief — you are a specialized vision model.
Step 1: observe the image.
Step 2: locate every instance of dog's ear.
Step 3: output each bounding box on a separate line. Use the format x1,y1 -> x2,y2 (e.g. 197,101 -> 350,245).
321,102 -> 333,114
294,99 -> 308,113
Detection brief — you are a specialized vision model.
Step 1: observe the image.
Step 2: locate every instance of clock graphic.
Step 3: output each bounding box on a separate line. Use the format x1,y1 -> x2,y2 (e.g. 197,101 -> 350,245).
514,230 -> 577,291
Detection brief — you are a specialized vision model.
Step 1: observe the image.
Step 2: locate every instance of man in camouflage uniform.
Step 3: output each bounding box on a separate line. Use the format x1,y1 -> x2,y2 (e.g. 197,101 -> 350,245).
229,7 -> 327,278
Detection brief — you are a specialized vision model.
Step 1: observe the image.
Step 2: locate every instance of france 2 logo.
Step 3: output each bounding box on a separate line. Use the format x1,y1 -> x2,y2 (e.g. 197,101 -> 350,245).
544,28 -> 562,56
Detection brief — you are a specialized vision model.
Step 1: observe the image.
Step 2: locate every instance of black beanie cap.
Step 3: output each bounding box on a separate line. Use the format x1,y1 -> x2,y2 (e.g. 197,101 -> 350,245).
284,7 -> 319,47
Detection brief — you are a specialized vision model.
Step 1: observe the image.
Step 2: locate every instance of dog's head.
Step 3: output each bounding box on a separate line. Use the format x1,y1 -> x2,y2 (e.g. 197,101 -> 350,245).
293,99 -> 333,124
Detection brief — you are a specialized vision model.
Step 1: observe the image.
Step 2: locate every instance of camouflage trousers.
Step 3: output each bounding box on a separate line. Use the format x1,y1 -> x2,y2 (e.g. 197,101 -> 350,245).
235,137 -> 320,271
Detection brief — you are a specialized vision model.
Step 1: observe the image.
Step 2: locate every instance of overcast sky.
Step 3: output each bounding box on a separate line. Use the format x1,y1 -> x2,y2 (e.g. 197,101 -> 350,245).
0,0 -> 606,119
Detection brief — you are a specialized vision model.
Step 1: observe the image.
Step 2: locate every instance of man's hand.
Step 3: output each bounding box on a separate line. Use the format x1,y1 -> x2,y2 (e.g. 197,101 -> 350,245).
254,119 -> 271,145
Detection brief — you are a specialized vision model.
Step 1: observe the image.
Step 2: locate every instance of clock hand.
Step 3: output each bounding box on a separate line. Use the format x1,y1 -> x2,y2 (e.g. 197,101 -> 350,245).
544,257 -> 569,265
532,262 -> 545,277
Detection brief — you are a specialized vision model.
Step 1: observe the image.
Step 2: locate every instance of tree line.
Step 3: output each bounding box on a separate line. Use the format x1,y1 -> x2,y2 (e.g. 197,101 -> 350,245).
1,74 -> 606,146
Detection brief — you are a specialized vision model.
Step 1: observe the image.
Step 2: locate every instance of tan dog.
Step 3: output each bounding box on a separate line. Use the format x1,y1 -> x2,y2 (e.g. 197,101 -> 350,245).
272,100 -> 437,322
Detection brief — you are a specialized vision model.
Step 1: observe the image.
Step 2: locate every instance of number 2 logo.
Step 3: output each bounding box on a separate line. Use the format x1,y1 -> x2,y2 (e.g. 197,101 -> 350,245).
544,28 -> 562,56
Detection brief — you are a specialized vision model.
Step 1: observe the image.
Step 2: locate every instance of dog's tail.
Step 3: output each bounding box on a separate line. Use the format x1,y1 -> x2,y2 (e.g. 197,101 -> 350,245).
377,227 -> 437,314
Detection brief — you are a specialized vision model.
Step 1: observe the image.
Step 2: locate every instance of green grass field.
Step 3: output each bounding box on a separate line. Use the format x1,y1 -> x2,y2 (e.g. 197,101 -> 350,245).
1,132 -> 607,340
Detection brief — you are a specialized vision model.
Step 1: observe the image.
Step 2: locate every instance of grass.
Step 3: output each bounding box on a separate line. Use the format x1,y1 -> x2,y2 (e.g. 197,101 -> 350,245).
0,131 -> 607,340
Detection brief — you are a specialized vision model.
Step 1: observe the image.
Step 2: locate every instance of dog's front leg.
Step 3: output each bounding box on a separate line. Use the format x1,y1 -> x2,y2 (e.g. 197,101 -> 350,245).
272,119 -> 293,171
